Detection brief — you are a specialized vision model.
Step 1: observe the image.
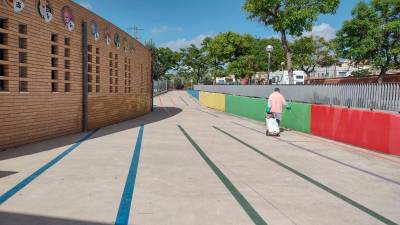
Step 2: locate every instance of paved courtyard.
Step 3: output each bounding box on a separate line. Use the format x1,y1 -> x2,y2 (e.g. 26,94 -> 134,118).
1,91 -> 399,225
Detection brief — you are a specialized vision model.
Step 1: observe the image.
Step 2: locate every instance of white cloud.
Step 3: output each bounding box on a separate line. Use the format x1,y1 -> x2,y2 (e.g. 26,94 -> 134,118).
151,26 -> 184,34
304,23 -> 337,40
77,1 -> 92,10
152,26 -> 169,34
160,34 -> 212,51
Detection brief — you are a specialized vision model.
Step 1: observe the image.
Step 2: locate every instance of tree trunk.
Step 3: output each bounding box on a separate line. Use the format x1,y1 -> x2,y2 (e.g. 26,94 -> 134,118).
280,30 -> 294,84
378,67 -> 387,84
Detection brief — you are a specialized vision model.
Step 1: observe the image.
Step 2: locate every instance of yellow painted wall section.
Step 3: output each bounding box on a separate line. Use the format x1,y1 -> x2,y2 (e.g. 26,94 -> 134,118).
199,92 -> 226,111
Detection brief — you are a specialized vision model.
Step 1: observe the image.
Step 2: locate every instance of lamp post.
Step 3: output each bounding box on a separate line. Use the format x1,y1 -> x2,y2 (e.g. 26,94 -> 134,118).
266,45 -> 274,85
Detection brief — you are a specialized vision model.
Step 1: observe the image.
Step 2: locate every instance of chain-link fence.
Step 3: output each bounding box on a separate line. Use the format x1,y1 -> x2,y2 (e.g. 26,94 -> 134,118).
194,84 -> 400,113
153,80 -> 168,96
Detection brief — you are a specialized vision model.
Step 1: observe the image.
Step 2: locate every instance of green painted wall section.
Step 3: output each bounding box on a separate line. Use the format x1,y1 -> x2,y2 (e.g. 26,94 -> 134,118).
282,102 -> 311,133
199,91 -> 311,134
225,95 -> 268,122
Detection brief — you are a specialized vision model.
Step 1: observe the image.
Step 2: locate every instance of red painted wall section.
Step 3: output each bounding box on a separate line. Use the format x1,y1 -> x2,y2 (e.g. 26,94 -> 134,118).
311,105 -> 400,155
389,115 -> 400,155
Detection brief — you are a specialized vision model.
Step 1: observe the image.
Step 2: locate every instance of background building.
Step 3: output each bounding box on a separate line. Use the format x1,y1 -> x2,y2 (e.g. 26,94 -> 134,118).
0,0 -> 152,150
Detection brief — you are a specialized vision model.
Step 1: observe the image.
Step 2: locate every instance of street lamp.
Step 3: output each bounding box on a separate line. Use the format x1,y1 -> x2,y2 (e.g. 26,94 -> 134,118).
266,45 -> 274,85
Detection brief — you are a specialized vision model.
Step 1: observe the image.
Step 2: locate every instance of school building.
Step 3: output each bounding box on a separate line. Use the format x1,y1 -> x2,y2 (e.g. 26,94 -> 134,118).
0,0 -> 152,150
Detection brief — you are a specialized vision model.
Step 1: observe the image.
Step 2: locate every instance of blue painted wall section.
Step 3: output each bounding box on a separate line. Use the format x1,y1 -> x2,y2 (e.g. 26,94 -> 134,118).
187,89 -> 199,100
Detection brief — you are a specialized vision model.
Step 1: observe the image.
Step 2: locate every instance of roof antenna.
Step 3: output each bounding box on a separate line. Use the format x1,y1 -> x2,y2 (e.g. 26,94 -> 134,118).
127,26 -> 144,40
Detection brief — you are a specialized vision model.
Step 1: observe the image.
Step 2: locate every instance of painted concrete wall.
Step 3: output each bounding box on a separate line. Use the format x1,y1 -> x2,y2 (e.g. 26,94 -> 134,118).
198,91 -> 399,156
199,92 -> 225,111
311,105 -> 400,155
187,89 -> 199,100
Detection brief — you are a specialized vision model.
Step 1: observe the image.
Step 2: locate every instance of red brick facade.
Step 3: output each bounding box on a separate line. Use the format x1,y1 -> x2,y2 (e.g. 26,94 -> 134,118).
0,0 -> 152,150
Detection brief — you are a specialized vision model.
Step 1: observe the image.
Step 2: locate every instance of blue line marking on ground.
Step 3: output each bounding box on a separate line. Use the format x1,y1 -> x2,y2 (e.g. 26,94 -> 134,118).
114,125 -> 144,225
0,129 -> 99,205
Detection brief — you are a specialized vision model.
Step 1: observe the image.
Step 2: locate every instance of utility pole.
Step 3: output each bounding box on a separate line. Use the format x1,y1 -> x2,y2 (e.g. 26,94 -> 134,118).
127,26 -> 144,40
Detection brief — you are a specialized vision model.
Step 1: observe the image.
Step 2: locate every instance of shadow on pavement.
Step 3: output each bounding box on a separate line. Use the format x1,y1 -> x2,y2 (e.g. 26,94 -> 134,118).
0,211 -> 111,225
0,107 -> 182,161
0,171 -> 18,179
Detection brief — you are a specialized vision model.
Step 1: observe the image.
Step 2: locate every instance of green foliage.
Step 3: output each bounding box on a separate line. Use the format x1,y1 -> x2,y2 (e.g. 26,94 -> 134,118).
146,41 -> 181,80
180,44 -> 209,82
292,36 -> 337,76
243,0 -> 340,36
335,0 -> 400,80
243,0 -> 340,83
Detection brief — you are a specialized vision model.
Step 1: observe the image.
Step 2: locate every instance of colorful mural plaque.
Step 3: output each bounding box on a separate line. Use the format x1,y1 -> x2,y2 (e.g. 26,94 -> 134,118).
104,26 -> 111,45
61,6 -> 75,31
36,0 -> 53,23
123,37 -> 128,52
91,21 -> 100,41
5,0 -> 24,12
129,42 -> 135,54
114,32 -> 121,49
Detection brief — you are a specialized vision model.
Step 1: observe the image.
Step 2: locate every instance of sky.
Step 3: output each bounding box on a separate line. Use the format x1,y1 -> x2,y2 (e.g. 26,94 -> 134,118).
74,0 -> 362,51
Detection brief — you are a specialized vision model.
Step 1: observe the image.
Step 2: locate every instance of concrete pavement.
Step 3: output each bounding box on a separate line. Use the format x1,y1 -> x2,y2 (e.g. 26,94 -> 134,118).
1,91 -> 399,225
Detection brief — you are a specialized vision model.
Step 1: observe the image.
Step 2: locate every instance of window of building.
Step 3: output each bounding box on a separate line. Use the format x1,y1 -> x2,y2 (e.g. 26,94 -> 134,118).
0,49 -> 8,60
115,62 -> 118,68
88,54 -> 92,63
64,48 -> 70,57
96,85 -> 100,93
109,86 -> 113,93
18,24 -> 27,34
88,84 -> 92,92
65,71 -> 71,81
20,81 -> 28,92
88,64 -> 92,73
0,33 -> 7,45
96,75 -> 100,83
0,64 -> 7,76
18,38 -> 27,49
19,52 -> 27,63
115,54 -> 118,60
51,33 -> 58,42
88,45 -> 92,53
64,37 -> 70,46
88,74 -> 92,82
0,18 -> 8,29
109,60 -> 113,67
96,66 -> 100,74
64,60 -> 71,69
51,45 -> 58,55
0,79 -> 8,92
65,83 -> 71,92
96,56 -> 100,64
51,70 -> 58,80
109,52 -> 112,58
51,58 -> 58,67
19,67 -> 27,78
96,48 -> 100,54
51,82 -> 58,92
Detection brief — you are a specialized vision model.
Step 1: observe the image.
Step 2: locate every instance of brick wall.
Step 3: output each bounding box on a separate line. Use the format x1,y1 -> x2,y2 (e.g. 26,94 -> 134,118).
0,0 -> 152,150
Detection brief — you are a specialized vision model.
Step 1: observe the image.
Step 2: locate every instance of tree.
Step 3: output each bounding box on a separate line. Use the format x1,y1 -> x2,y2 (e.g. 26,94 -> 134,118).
243,0 -> 340,84
202,37 -> 226,84
145,41 -> 181,80
292,37 -> 337,77
180,44 -> 209,83
204,32 -> 252,63
335,0 -> 400,82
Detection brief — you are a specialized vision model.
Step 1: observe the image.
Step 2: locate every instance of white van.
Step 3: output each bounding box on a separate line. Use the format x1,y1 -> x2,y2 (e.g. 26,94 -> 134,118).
269,71 -> 306,85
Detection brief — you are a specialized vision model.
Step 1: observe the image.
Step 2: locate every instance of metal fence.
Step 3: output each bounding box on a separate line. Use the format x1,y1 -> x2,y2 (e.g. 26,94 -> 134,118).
153,80 -> 168,96
194,84 -> 400,113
